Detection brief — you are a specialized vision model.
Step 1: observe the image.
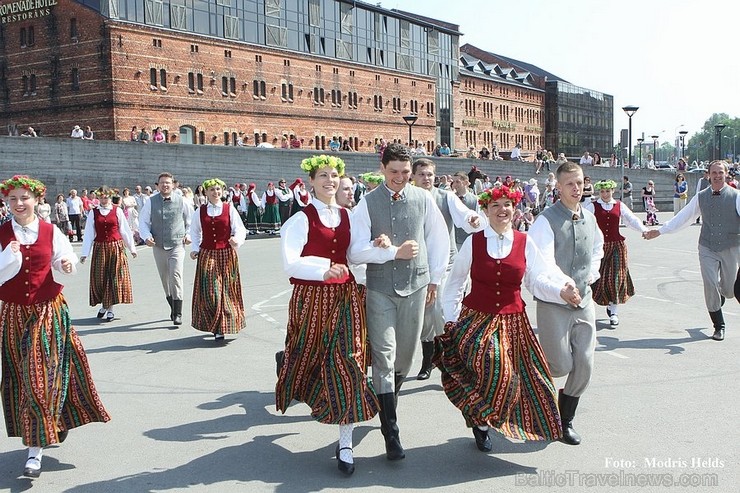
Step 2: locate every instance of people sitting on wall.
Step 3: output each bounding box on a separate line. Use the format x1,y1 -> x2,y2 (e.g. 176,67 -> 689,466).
21,126 -> 38,137
290,135 -> 302,148
439,143 -> 451,156
82,126 -> 94,140
510,142 -> 523,161
478,146 -> 491,160
71,125 -> 84,139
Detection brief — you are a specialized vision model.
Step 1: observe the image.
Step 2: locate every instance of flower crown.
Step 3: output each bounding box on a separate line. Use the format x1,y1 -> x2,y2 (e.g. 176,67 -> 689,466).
0,175 -> 46,197
202,178 -> 226,190
593,180 -> 618,191
300,155 -> 346,176
94,186 -> 120,197
478,186 -> 523,207
360,172 -> 385,185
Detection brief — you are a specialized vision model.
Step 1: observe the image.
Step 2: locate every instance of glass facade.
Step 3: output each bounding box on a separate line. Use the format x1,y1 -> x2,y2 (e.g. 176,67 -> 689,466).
545,81 -> 613,158
78,0 -> 459,146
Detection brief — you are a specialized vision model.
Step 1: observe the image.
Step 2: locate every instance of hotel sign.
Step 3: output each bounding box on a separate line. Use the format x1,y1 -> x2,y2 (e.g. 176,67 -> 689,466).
0,0 -> 57,24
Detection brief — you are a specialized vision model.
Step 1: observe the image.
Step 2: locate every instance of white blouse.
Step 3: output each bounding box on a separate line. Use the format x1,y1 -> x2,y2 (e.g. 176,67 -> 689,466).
189,201 -> 247,253
583,199 -> 647,233
442,227 -> 573,322
81,206 -> 137,258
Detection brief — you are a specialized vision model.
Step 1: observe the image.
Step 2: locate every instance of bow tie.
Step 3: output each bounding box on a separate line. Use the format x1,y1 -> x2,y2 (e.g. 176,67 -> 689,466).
392,192 -> 401,201
572,214 -> 580,221
712,190 -> 721,196
163,197 -> 171,201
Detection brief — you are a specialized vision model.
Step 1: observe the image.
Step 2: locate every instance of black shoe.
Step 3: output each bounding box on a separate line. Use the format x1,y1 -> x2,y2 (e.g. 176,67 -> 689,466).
23,457 -> 41,478
172,299 -> 183,326
166,296 -> 174,321
558,390 -> 582,445
378,393 -> 405,460
472,427 -> 492,452
416,341 -> 434,380
58,430 -> 68,443
713,329 -> 725,341
96,307 -> 106,319
275,350 -> 285,377
709,310 -> 725,341
335,445 -> 355,475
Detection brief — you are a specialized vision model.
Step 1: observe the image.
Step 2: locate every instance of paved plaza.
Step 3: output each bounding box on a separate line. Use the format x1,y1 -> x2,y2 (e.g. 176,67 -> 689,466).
0,212 -> 737,493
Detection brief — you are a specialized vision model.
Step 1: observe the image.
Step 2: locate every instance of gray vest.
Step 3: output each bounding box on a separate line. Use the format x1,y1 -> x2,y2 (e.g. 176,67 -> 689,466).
698,186 -> 740,252
430,187 -> 457,266
150,193 -> 186,249
364,184 -> 431,297
541,200 -> 597,301
455,191 -> 478,248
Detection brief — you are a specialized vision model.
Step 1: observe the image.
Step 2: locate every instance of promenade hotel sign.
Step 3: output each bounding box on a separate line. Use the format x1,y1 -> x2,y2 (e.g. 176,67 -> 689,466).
1,0 -> 57,24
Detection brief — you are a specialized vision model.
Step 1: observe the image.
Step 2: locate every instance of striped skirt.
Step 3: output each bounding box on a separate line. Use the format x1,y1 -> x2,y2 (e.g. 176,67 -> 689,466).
1,294 -> 111,447
191,247 -> 245,335
246,204 -> 261,230
592,240 -> 634,305
434,306 -> 562,441
276,282 -> 378,425
89,239 -> 134,308
259,204 -> 281,231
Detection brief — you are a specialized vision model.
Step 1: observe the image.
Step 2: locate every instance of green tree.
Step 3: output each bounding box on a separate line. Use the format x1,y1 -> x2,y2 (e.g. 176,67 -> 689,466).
686,113 -> 739,163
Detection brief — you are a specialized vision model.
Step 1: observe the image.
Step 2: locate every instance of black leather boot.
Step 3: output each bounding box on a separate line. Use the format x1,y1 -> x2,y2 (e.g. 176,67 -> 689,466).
378,393 -> 405,460
416,341 -> 435,380
166,296 -> 173,321
558,390 -> 581,445
709,310 -> 725,341
173,299 -> 183,326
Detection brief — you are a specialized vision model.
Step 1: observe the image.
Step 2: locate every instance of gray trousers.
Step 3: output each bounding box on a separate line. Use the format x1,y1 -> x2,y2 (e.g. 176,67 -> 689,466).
420,268 -> 450,342
152,244 -> 185,301
367,286 -> 428,394
699,244 -> 740,312
536,298 -> 595,398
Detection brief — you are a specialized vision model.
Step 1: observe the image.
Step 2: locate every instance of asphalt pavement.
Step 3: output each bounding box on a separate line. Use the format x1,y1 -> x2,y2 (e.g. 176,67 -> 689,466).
0,212 -> 737,493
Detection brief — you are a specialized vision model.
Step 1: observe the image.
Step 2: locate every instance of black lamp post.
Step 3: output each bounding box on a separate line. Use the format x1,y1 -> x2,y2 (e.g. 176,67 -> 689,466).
402,114 -> 418,148
679,130 -> 688,159
651,135 -> 659,166
714,123 -> 727,160
637,137 -> 644,167
622,105 -> 639,168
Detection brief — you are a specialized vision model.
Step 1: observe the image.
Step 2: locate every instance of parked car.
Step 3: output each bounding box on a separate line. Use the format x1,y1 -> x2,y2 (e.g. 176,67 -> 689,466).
686,168 -> 707,174
655,162 -> 676,171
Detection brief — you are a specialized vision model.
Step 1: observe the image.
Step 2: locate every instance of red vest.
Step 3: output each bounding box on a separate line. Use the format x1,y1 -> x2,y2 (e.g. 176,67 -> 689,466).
0,221 -> 64,305
462,230 -> 526,315
93,206 -> 123,242
199,203 -> 231,250
297,190 -> 309,206
290,204 -> 352,285
248,192 -> 258,206
231,191 -> 241,207
264,192 -> 278,205
593,201 -> 624,242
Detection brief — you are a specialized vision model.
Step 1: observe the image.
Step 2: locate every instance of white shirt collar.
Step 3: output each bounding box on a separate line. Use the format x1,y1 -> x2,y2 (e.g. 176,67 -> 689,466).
12,217 -> 40,233
483,226 -> 513,239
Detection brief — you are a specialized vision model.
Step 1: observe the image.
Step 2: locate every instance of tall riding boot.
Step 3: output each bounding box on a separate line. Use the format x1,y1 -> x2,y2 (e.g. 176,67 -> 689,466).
173,299 -> 183,326
166,296 -> 173,321
378,393 -> 405,460
394,372 -> 405,405
709,310 -> 725,341
416,341 -> 435,380
558,390 -> 581,445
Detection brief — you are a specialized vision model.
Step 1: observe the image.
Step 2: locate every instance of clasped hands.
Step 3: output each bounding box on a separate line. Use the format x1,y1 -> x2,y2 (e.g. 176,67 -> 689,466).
560,282 -> 582,307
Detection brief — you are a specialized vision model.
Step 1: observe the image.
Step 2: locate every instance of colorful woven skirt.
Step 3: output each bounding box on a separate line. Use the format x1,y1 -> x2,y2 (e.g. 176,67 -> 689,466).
434,306 -> 562,441
592,240 -> 634,305
259,204 -> 281,231
1,294 -> 111,447
276,282 -> 378,424
89,239 -> 133,308
246,204 -> 261,230
191,247 -> 245,335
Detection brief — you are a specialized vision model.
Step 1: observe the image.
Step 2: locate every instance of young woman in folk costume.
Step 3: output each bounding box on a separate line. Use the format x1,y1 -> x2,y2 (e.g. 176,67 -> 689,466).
276,155 -> 385,475
583,180 -> 647,326
240,183 -> 262,235
435,186 -> 577,452
260,182 -> 281,235
189,178 -> 247,341
80,186 -> 138,321
288,178 -> 312,217
0,175 -> 110,478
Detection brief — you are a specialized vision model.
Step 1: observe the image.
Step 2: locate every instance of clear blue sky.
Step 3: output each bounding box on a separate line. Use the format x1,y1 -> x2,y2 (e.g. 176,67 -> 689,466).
393,0 -> 739,144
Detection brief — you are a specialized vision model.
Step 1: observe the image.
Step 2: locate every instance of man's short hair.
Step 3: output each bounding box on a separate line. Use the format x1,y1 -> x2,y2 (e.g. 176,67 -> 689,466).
381,143 -> 412,165
452,171 -> 469,183
556,162 -> 582,180
708,160 -> 729,173
158,172 -> 174,182
412,158 -> 436,174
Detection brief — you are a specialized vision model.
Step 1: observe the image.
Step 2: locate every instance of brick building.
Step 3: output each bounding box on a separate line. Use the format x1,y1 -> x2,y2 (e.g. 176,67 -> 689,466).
0,0 -> 463,151
456,44 -> 545,157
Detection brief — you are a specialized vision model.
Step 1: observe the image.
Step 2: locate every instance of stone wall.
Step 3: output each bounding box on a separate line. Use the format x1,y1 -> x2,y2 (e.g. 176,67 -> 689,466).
0,136 -> 691,212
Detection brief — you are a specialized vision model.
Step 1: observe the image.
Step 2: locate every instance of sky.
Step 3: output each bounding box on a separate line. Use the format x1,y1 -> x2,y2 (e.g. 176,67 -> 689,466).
391,0 -> 740,145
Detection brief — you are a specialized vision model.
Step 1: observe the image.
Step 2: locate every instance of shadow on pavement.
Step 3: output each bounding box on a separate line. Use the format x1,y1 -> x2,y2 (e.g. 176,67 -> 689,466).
597,327 -> 709,355
85,335 -> 234,355
0,450 -> 76,493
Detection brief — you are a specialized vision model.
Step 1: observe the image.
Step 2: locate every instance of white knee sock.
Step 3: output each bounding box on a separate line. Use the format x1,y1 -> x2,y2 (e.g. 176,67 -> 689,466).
608,303 -> 618,315
476,425 -> 489,432
338,424 -> 354,463
27,447 -> 43,460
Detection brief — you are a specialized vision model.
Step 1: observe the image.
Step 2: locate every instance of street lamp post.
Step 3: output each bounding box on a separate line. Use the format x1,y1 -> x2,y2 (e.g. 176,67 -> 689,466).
651,135 -> 659,166
402,114 -> 418,148
637,137 -> 644,168
679,130 -> 688,159
724,134 -> 736,163
622,106 -> 639,169
714,123 -> 726,160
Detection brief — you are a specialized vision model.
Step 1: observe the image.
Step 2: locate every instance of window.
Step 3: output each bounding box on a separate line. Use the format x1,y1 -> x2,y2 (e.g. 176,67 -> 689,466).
198,131 -> 205,145
396,53 -> 412,71
400,21 -> 410,49
171,3 -> 187,30
22,75 -> 28,96
315,64 -> 321,72
313,86 -> 324,105
349,70 -> 355,77
288,83 -> 293,101
283,59 -> 290,67
281,82 -> 294,102
308,0 -> 320,27
144,0 -> 164,26
190,44 -> 199,53
266,25 -> 287,47
224,15 -> 239,39
260,81 -> 266,99
230,77 -> 236,96
331,89 -> 342,107
152,38 -> 162,48
223,132 -> 230,146
225,50 -> 232,58
427,30 -> 439,55
70,18 -> 78,39
20,28 -> 26,47
265,0 -> 281,17
255,55 -> 262,62
216,0 -> 232,5
336,39 -> 352,60
71,68 -> 80,91
253,80 -> 266,99
27,26 -> 34,46
149,68 -> 157,90
196,73 -> 203,93
159,69 -> 167,89
222,76 -> 228,96
29,74 -> 36,95
340,3 -> 353,35
188,72 -> 195,93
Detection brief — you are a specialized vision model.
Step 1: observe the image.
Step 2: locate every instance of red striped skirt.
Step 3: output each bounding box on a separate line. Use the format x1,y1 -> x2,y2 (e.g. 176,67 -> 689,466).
592,240 -> 635,305
191,247 -> 245,335
276,282 -> 378,424
1,294 -> 111,447
89,239 -> 133,307
434,306 -> 562,441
